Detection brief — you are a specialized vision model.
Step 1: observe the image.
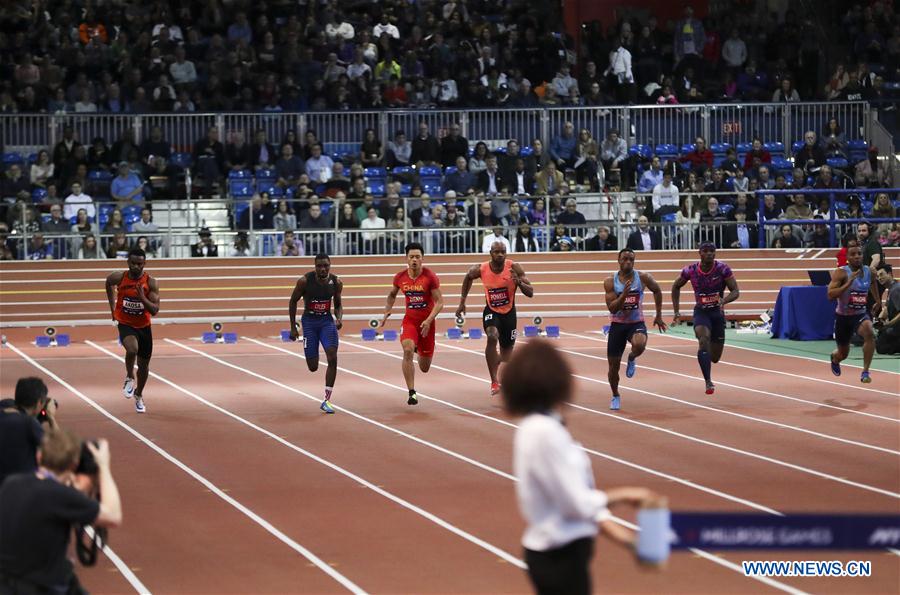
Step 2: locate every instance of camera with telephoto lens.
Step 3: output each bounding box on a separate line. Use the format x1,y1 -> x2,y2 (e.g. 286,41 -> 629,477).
74,439 -> 106,567
36,398 -> 58,424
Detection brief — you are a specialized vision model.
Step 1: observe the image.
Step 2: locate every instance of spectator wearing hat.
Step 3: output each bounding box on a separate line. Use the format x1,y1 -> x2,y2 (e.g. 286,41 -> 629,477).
111,162 -> 145,207
191,227 -> 218,257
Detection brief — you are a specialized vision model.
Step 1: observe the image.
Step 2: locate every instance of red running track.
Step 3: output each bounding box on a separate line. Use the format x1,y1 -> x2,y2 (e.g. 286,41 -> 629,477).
0,318 -> 897,594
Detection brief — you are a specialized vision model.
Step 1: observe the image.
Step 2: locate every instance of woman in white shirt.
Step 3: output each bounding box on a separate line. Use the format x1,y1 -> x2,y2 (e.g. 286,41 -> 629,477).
503,340 -> 664,594
30,150 -> 54,188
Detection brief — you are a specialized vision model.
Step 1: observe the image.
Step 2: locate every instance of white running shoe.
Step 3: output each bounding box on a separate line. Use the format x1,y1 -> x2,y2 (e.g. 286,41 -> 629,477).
134,396 -> 146,414
123,378 -> 135,399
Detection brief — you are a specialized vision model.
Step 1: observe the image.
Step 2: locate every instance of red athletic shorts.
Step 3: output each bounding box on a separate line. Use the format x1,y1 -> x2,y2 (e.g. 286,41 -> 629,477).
401,316 -> 436,358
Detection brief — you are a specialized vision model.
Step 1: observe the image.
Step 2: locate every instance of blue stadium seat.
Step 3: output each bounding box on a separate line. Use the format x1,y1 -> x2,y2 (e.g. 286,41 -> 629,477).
443,166 -> 458,175
31,188 -> 47,203
121,205 -> 142,220
229,179 -> 253,198
763,142 -> 785,154
392,166 -> 413,177
660,213 -> 678,222
234,200 -> 250,223
770,156 -> 793,173
399,184 -> 412,196
720,204 -> 734,215
363,167 -> 387,180
266,186 -> 284,198
680,143 -> 696,155
710,143 -> 731,155
419,165 -> 442,178
228,169 -> 252,179
519,146 -> 534,157
791,140 -> 805,153
2,153 -> 23,169
368,181 -> 386,196
736,142 -> 753,154
826,157 -> 849,170
655,144 -> 678,158
423,182 -> 442,195
629,144 -> 652,159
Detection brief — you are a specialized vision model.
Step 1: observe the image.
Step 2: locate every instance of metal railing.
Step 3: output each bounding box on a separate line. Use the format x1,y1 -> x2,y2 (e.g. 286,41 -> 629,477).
0,102 -> 877,158
6,190 -> 898,261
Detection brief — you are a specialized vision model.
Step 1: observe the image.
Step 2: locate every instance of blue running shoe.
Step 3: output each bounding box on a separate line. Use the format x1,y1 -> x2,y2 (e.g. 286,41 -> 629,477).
320,400 -> 335,414
625,356 -> 637,379
830,357 -> 841,377
860,371 -> 872,384
610,395 -> 621,411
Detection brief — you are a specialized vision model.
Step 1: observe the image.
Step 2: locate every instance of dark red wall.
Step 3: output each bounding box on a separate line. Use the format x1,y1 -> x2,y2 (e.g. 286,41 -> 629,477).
563,0 -> 709,46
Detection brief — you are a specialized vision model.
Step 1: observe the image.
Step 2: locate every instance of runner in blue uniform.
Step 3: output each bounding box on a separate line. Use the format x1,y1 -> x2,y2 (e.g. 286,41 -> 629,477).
671,242 -> 741,395
827,243 -> 881,383
289,254 -> 344,413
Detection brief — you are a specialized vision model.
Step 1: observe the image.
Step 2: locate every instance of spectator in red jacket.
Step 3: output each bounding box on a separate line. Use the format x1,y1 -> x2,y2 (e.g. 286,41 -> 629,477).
680,136 -> 714,176
742,139 -> 771,171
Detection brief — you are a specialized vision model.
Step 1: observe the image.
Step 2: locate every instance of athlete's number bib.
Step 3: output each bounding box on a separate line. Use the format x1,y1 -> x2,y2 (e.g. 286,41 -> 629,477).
623,293 -> 639,310
407,291 -> 427,309
488,287 -> 510,309
698,293 -> 720,308
309,300 -> 330,315
848,292 -> 867,309
122,297 -> 144,316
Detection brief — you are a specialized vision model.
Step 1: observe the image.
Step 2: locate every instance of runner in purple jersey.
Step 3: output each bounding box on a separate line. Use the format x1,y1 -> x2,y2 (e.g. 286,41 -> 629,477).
670,243 -> 741,395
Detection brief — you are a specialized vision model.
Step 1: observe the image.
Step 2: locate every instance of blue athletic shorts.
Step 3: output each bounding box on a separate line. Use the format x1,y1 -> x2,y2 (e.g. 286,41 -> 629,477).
607,321 -> 647,358
692,306 -> 726,344
301,315 -> 339,360
834,312 -> 869,346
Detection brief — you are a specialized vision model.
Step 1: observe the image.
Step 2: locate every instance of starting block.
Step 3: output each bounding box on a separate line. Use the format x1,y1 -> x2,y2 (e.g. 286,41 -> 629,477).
468,328 -> 483,339
545,325 -> 560,338
447,328 -> 463,339
280,329 -> 292,342
202,331 -> 239,344
35,333 -> 70,347
523,325 -> 540,338
381,330 -> 398,341
361,328 -> 378,341
361,328 -> 398,341
446,328 -> 484,340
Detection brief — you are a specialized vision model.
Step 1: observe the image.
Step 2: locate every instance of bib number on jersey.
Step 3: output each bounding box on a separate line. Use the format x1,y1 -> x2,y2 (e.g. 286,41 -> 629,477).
698,293 -> 719,307
406,291 -> 427,309
849,292 -> 867,308
122,297 -> 144,315
488,287 -> 510,308
309,300 -> 329,315
623,293 -> 639,310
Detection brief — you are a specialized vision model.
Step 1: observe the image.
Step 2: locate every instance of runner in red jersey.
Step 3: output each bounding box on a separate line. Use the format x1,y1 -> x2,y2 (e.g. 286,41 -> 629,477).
105,248 -> 160,414
381,242 -> 444,405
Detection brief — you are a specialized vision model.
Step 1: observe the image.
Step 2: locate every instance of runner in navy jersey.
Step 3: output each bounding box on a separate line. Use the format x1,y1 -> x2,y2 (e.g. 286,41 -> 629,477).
670,243 -> 741,395
289,254 -> 343,413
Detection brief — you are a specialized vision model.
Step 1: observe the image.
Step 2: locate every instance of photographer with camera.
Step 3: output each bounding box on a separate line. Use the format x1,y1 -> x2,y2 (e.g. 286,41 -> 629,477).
0,430 -> 122,594
0,378 -> 58,486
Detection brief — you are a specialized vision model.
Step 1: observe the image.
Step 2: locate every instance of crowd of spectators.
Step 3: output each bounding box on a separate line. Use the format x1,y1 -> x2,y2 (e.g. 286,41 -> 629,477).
0,1 -> 896,115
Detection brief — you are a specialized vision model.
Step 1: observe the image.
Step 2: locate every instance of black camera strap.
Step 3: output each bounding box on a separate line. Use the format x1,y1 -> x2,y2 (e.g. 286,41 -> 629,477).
75,524 -> 107,567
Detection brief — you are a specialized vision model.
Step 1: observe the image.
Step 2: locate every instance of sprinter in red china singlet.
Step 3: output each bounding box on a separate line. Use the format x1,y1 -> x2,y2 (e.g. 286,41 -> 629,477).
105,248 -> 160,413
381,242 -> 444,405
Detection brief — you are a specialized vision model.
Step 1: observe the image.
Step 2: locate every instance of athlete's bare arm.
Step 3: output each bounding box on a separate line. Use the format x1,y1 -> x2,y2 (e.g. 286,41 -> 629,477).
827,267 -> 854,300
640,272 -> 668,332
421,287 -> 444,335
670,274 -> 688,324
721,275 -> 740,307
869,272 -> 882,317
137,276 -> 160,316
104,271 -> 125,321
604,276 -> 631,313
288,276 -> 307,340
455,265 -> 481,318
381,285 -> 400,327
511,263 -> 534,298
333,278 -> 344,330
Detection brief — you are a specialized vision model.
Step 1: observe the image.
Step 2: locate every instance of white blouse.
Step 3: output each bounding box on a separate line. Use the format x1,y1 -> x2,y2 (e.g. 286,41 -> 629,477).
514,412 -> 609,551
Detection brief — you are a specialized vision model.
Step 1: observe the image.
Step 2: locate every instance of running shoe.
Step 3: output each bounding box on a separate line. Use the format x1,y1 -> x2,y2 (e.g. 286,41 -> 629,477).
705,382 -> 715,395
625,356 -> 637,379
610,395 -> 621,411
122,377 -> 134,399
860,371 -> 872,384
134,396 -> 146,414
320,400 -> 335,414
407,392 -> 418,405
830,357 -> 841,377
490,382 -> 501,396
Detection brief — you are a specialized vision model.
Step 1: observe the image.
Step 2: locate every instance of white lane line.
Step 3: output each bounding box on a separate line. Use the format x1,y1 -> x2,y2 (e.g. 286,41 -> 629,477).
568,333 -> 900,414
425,341 -> 900,500
161,340 -> 804,594
689,549 -> 809,595
646,329 -> 900,377
437,339 -> 899,453
83,526 -> 153,594
576,332 -> 900,400
249,338 -> 782,516
103,339 -> 526,570
7,342 -> 367,595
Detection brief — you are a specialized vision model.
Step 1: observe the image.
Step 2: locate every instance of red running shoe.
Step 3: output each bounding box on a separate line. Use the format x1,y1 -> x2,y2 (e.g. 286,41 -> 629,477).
490,382 -> 501,396
705,382 -> 715,395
